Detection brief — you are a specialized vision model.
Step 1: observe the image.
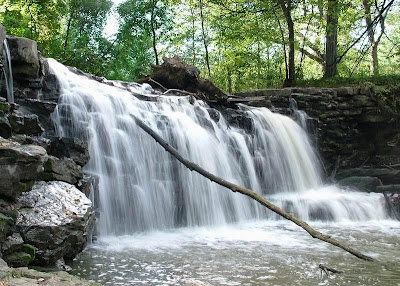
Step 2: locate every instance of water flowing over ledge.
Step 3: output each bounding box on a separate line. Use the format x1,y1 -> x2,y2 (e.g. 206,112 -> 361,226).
49,58 -> 388,236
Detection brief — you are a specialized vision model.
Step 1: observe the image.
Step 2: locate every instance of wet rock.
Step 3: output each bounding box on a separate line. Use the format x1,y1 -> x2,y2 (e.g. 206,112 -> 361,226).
47,136 -> 89,167
0,116 -> 12,138
16,181 -> 95,266
2,232 -> 24,255
376,184 -> 400,193
222,108 -> 253,132
0,138 -> 47,199
41,156 -> 83,185
6,36 -> 40,80
19,99 -> 57,131
0,213 -> 14,243
0,24 -> 5,56
0,257 -> 100,286
8,111 -> 44,136
76,174 -> 99,201
3,251 -> 33,267
337,176 -> 383,192
10,134 -> 50,149
40,62 -> 62,102
337,168 -> 400,185
0,102 -> 11,116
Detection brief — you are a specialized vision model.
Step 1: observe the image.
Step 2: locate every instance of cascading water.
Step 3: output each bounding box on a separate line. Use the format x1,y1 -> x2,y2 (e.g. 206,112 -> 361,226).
1,39 -> 14,103
49,58 -> 388,237
46,59 -> 400,285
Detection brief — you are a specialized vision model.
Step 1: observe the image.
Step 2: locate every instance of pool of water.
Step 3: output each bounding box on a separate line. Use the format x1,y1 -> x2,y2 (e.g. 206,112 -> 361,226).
71,219 -> 400,285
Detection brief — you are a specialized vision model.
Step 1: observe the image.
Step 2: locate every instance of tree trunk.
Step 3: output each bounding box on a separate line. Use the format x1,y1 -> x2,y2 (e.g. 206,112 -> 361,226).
190,6 -> 196,66
278,0 -> 295,87
325,0 -> 338,78
151,0 -> 159,65
199,0 -> 211,77
131,113 -> 375,262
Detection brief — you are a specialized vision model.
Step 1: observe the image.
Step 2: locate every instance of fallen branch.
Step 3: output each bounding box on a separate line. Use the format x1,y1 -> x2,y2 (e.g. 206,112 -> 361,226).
319,264 -> 343,278
132,115 -> 375,262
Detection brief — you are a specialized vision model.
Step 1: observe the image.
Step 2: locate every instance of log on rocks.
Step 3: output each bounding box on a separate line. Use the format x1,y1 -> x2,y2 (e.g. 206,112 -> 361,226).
139,56 -> 227,102
132,114 -> 375,262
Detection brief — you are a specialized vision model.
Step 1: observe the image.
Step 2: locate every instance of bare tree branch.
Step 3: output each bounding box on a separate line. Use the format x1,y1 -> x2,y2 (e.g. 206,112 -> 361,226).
132,114 -> 376,262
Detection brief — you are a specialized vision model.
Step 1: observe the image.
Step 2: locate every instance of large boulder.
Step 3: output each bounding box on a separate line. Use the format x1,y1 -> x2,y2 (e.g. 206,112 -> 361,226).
16,181 -> 95,265
6,36 -> 40,80
47,136 -> 89,167
8,111 -> 44,136
337,176 -> 383,192
41,156 -> 83,185
0,138 -> 48,199
337,168 -> 400,185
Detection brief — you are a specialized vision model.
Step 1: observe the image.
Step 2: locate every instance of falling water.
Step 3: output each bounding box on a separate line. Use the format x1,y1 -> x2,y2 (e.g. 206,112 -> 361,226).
49,59 -> 388,237
1,39 -> 14,103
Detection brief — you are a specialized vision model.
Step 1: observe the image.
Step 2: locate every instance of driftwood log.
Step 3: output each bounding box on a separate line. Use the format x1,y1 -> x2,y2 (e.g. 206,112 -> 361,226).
132,115 -> 375,262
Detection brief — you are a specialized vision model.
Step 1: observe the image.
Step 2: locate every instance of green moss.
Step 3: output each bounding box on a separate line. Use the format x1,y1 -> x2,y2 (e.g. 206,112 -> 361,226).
0,213 -> 13,233
22,244 -> 35,262
4,252 -> 32,267
0,102 -> 10,116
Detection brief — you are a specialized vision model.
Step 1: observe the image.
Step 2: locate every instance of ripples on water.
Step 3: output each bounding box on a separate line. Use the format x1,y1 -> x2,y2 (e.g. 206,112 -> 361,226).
71,219 -> 400,285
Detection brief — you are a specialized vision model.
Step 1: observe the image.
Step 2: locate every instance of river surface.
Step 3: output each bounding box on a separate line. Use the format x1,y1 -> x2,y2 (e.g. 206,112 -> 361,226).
71,218 -> 400,286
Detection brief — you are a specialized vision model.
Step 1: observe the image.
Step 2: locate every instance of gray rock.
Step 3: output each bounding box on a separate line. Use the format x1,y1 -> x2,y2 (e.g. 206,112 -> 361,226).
0,138 -> 48,199
376,184 -> 400,193
2,232 -> 24,255
0,213 -> 14,243
47,136 -> 89,167
16,181 -> 95,265
337,168 -> 400,185
0,116 -> 12,138
0,257 -> 101,285
0,24 -> 5,56
337,176 -> 383,192
6,36 -> 40,80
76,174 -> 99,201
3,251 -> 33,267
41,156 -> 83,184
20,99 -> 57,132
8,111 -> 44,136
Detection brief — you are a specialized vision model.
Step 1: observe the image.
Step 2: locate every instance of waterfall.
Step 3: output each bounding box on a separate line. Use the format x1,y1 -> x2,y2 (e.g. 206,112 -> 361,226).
1,39 -> 14,103
49,59 -> 387,236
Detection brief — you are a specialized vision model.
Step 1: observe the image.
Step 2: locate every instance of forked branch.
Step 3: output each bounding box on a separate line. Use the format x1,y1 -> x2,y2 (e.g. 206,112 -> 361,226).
132,114 -> 375,262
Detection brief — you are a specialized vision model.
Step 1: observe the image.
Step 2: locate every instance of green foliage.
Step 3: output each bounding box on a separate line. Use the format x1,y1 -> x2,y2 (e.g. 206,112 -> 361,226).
0,0 -> 399,90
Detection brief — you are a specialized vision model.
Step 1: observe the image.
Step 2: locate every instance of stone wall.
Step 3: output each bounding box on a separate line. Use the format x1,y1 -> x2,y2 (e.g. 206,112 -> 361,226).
234,87 -> 400,173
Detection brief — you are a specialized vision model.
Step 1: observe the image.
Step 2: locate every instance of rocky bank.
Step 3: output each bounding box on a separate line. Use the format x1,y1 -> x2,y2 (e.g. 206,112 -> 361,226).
0,22 -> 96,280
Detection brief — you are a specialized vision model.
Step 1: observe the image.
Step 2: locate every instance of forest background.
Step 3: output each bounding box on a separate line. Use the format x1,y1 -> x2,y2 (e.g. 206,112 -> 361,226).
1,0 -> 399,92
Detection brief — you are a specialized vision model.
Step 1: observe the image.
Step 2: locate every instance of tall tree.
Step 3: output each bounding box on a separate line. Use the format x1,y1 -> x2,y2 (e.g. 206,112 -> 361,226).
362,0 -> 392,76
324,0 -> 338,77
277,0 -> 295,86
199,0 -> 211,77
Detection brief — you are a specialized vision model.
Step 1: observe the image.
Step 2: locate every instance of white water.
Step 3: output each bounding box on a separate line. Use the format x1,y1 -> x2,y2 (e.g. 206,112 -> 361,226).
1,39 -> 14,103
48,58 -> 389,237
